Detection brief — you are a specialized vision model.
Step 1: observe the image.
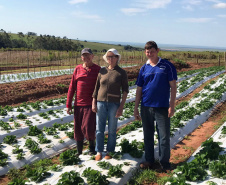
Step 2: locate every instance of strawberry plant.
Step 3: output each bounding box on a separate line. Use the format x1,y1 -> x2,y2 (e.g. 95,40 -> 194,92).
0,106 -> 7,116
30,101 -> 41,110
56,170 -> 84,185
25,119 -> 32,126
82,167 -> 109,185
58,124 -> 69,131
59,149 -> 80,165
13,121 -> 21,128
174,162 -> 208,181
119,138 -> 144,158
221,126 -> 226,134
197,138 -> 223,160
166,175 -> 191,185
209,154 -> 226,179
37,134 -> 51,144
48,164 -> 63,172
12,145 -> 23,154
27,125 -> 43,136
43,126 -> 57,135
108,151 -> 123,160
38,112 -> 50,119
16,152 -> 25,160
97,161 -> 112,169
0,120 -> 12,130
8,178 -> 27,185
26,166 -> 51,182
16,113 -> 27,120
65,131 -> 74,139
108,164 -> 125,178
25,138 -> 42,154
16,108 -> 24,112
0,149 -> 8,166
43,100 -> 54,106
4,105 -> 13,111
3,135 -> 17,145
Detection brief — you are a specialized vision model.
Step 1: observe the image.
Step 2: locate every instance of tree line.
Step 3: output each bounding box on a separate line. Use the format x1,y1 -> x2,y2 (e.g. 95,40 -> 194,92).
0,30 -> 83,51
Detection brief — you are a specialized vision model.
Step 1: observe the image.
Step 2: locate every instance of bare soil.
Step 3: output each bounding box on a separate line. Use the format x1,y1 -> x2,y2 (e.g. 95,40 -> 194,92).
0,61 -> 224,185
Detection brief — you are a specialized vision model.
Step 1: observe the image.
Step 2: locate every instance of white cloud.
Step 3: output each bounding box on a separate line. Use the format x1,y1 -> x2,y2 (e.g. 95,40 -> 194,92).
121,0 -> 172,15
178,18 -> 214,23
68,0 -> 88,5
133,0 -> 172,9
182,5 -> 194,11
206,0 -> 221,3
213,3 -> 226,8
217,14 -> 226,17
182,0 -> 202,5
72,11 -> 104,22
120,8 -> 146,16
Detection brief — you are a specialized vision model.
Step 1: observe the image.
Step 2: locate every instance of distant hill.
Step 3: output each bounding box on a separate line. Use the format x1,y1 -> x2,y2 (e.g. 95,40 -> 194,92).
88,40 -> 226,52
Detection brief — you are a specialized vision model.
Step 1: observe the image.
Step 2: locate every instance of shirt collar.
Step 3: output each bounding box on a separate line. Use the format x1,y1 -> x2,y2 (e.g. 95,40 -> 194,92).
146,57 -> 161,66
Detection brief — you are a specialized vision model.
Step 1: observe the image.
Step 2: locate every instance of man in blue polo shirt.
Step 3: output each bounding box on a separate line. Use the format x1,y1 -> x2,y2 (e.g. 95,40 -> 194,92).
134,41 -> 177,171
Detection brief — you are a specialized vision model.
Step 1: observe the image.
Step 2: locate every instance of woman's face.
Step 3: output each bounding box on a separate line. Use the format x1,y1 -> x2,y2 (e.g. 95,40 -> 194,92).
106,52 -> 118,66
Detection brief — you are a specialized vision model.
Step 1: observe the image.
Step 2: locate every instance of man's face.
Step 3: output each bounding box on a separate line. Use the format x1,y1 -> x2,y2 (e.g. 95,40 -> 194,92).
145,48 -> 159,60
81,53 -> 94,63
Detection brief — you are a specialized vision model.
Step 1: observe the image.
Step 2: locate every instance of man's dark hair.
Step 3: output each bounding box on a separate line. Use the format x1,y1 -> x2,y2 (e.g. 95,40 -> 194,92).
145,41 -> 158,50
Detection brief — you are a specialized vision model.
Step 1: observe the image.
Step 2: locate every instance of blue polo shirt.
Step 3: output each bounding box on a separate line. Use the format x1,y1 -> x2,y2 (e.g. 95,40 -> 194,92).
136,58 -> 177,107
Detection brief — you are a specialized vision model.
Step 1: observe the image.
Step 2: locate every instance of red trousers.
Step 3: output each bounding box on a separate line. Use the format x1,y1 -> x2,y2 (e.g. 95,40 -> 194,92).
73,105 -> 96,141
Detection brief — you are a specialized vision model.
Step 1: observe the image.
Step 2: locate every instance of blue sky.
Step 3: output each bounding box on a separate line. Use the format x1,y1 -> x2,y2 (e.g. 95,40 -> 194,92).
0,0 -> 226,48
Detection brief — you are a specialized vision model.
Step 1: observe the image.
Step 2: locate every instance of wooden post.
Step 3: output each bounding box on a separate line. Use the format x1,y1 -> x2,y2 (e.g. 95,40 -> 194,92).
218,54 -> 220,66
224,52 -> 226,72
27,50 -> 29,77
76,51 -> 78,65
39,50 -> 41,74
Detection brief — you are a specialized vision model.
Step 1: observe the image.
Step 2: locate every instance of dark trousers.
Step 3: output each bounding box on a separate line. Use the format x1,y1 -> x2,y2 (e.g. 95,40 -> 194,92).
74,105 -> 96,141
141,106 -> 170,167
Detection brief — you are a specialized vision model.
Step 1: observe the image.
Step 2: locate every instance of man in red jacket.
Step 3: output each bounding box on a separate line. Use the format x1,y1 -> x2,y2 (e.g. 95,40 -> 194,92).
66,48 -> 101,156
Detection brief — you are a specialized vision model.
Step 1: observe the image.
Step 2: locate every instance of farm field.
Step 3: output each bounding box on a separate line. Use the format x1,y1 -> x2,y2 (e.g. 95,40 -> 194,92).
0,60 -> 225,185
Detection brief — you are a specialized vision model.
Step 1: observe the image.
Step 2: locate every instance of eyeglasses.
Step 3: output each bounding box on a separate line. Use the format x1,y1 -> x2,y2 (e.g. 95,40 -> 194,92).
106,56 -> 117,59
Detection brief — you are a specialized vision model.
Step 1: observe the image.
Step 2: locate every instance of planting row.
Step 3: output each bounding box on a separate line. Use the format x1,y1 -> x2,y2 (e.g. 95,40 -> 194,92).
0,69 -> 73,84
0,65 -> 138,84
167,122 -> 226,185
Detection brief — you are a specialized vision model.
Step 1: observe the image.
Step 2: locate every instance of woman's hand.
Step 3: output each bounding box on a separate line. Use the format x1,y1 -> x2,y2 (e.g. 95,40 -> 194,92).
92,98 -> 97,113
92,104 -> 97,113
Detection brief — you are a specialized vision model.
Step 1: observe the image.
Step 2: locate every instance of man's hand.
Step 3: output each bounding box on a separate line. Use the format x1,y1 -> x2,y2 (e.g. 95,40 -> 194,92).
134,108 -> 141,121
168,106 -> 175,118
66,108 -> 73,115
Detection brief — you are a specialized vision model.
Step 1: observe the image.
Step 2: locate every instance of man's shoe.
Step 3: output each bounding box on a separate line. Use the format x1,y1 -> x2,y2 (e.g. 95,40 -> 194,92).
139,162 -> 154,169
104,153 -> 112,160
88,150 -> 97,155
76,140 -> 83,156
95,154 -> 102,161
160,163 -> 172,172
88,140 -> 96,155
